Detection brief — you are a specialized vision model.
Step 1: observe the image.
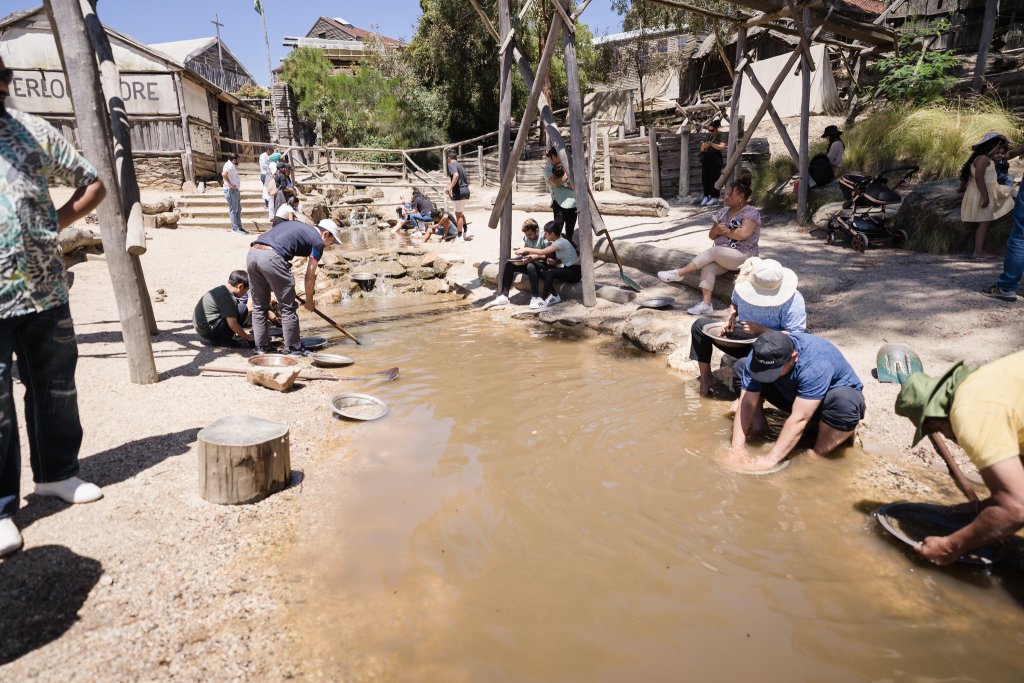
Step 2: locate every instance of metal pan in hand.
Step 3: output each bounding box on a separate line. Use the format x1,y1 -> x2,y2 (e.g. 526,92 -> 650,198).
311,352 -> 355,368
702,322 -> 757,351
330,392 -> 389,421
636,296 -> 675,310
507,257 -> 528,265
301,336 -> 329,350
875,501 -> 1007,566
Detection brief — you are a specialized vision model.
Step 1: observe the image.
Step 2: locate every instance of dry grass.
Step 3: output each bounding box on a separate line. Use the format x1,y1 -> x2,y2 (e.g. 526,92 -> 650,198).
844,100 -> 1023,181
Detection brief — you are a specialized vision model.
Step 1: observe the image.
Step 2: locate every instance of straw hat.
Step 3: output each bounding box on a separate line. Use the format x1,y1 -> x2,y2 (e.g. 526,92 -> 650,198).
733,258 -> 798,307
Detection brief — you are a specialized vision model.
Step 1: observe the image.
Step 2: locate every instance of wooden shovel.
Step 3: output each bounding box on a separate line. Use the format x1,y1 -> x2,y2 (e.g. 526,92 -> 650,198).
296,294 -> 361,345
200,365 -> 399,382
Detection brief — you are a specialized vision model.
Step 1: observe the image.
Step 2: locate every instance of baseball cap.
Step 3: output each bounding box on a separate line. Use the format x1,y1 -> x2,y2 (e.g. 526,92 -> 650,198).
317,219 -> 341,243
748,330 -> 795,383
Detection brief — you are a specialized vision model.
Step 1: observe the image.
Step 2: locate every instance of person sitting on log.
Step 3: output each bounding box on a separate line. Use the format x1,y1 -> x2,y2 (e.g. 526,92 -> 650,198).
396,188 -> 434,234
192,270 -> 255,348
490,218 -> 551,308
688,258 -> 806,396
517,222 -> 580,309
247,219 -> 342,356
728,331 -> 865,473
894,350 -> 1024,565
272,195 -> 300,226
424,209 -> 459,243
658,176 -> 761,316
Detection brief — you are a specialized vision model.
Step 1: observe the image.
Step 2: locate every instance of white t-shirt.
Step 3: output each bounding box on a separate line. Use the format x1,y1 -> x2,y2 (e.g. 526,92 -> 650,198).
222,160 -> 240,189
259,152 -> 270,176
275,203 -> 296,220
827,140 -> 845,169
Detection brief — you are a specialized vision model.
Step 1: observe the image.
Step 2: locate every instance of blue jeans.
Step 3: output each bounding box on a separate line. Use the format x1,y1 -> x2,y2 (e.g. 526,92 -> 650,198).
224,187 -> 242,231
0,304 -> 84,520
996,189 -> 1024,292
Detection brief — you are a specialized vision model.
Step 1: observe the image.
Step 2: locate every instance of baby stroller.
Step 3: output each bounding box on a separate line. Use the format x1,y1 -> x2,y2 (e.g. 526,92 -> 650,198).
826,165 -> 919,252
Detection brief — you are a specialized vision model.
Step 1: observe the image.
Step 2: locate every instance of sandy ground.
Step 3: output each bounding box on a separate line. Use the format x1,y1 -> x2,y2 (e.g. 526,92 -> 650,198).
1,167 -> 1021,679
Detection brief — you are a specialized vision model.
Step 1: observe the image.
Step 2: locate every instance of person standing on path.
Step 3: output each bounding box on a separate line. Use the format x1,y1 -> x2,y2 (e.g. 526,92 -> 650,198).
445,150 -> 470,241
258,145 -> 273,207
221,152 -> 246,235
696,119 -> 726,207
982,177 -> 1024,302
544,147 -> 577,244
0,61 -> 106,557
246,219 -> 341,356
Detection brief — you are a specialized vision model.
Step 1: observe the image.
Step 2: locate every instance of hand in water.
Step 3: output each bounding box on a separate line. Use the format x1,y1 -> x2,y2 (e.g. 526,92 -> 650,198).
916,535 -> 959,566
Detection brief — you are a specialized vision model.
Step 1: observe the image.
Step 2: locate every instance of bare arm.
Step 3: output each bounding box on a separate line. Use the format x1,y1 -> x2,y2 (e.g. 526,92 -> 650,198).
226,316 -> 253,342
763,397 -> 821,463
731,389 -> 761,451
302,258 -> 318,312
520,243 -> 559,257
1007,143 -> 1024,161
57,178 -> 106,230
974,156 -> 991,206
729,218 -> 758,242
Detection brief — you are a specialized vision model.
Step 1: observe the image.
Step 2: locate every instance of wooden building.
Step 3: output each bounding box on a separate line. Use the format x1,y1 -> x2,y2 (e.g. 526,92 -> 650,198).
149,37 -> 257,94
0,6 -> 269,188
282,16 -> 402,75
884,0 -> 1022,52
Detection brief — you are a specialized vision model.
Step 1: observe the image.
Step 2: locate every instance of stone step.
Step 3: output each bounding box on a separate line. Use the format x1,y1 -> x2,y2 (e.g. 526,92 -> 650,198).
179,208 -> 267,219
177,199 -> 266,210
178,217 -> 268,230
179,193 -> 263,202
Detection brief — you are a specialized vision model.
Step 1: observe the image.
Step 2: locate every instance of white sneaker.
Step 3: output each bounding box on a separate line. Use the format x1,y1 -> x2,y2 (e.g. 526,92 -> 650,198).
491,294 -> 510,306
658,270 -> 684,283
544,294 -> 561,307
0,518 -> 23,558
456,236 -> 465,242
686,302 -> 714,315
35,476 -> 103,504
705,198 -> 720,207
529,296 -> 544,308
700,196 -> 710,206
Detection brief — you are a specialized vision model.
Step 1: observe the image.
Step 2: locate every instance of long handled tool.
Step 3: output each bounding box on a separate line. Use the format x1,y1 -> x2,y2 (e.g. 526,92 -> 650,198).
588,187 -> 642,293
296,294 -> 361,345
199,365 -> 399,382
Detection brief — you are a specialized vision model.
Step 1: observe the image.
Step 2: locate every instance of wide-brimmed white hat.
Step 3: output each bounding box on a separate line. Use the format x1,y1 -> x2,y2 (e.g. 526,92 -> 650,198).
972,131 -> 1008,151
317,218 -> 342,243
734,258 -> 798,306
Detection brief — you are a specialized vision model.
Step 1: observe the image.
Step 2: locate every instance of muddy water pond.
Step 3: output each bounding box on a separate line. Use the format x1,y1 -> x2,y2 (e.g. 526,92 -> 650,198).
286,313 -> 1024,682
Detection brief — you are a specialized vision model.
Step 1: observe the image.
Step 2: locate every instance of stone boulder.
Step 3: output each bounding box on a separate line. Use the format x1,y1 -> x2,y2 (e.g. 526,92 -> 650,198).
407,267 -> 437,280
142,198 -> 175,214
620,309 -> 694,353
144,211 -> 180,229
247,366 -> 300,392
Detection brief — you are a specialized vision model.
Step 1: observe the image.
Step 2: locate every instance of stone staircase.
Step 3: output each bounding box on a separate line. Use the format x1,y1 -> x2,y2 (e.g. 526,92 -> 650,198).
176,190 -> 267,230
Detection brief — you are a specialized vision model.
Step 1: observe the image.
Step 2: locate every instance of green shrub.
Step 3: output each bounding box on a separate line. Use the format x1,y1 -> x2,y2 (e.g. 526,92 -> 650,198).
752,156 -> 796,211
844,101 -> 1023,181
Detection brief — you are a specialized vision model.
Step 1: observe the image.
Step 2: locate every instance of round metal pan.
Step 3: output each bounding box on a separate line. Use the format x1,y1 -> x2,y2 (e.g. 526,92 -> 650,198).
331,392 -> 389,421
702,322 -> 758,351
636,296 -> 675,310
248,354 -> 299,368
311,352 -> 355,368
875,501 -> 1007,566
300,336 -> 329,350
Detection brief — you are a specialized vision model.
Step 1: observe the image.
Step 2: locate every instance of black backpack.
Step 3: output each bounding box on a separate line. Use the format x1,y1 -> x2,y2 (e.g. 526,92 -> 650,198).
808,153 -> 834,186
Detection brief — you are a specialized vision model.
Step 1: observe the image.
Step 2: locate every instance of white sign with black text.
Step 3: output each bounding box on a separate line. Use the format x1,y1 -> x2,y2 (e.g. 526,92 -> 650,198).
7,70 -> 179,116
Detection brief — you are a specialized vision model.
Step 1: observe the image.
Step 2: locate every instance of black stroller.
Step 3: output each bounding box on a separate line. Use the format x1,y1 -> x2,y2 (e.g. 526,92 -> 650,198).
826,165 -> 919,252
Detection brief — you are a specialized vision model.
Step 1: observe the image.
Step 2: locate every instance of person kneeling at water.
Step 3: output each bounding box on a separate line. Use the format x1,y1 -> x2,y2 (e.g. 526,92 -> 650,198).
491,218 -> 550,308
193,270 -> 255,347
689,258 -> 805,396
424,209 -> 459,243
247,219 -> 342,356
894,350 -> 1024,565
517,222 -> 580,309
729,331 -> 865,472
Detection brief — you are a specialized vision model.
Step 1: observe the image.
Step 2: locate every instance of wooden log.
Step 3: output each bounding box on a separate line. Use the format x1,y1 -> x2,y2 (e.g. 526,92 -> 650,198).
44,0 -> 157,384
725,28 -> 746,185
498,0 -> 514,285
503,197 -> 669,217
592,238 -> 735,301
679,129 -> 690,196
797,7 -> 812,225
198,415 -> 291,505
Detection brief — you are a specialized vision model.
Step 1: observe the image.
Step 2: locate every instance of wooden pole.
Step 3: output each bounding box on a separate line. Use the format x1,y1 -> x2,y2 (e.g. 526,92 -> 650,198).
497,0 -> 513,283
172,73 -> 196,184
973,0 -> 999,92
743,65 -> 799,163
602,128 -> 611,191
488,16 -> 562,228
679,127 -> 690,197
648,129 -> 660,198
44,0 -> 158,384
560,0 -> 596,307
797,8 -> 812,224
725,28 -> 746,185
477,144 -> 485,186
588,122 -> 597,186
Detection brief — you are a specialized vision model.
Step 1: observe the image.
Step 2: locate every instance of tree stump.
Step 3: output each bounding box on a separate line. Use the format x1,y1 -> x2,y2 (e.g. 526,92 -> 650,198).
198,415 -> 291,505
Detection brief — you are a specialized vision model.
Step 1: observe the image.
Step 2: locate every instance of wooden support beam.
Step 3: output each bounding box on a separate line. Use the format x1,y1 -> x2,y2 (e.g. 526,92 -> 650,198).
571,0 -> 594,20
678,127 -> 691,197
172,73 -> 195,184
561,0 -> 595,306
477,145 -> 484,186
548,0 -> 575,34
649,129 -> 660,198
725,28 -> 746,185
467,0 -> 501,43
797,7 -> 812,224
588,123 -> 597,187
44,0 -> 158,385
786,0 -> 816,72
518,0 -> 536,21
488,16 -> 562,228
602,128 -> 611,191
741,6 -> 793,29
973,0 -> 999,92
742,65 -> 799,163
498,0 -> 513,283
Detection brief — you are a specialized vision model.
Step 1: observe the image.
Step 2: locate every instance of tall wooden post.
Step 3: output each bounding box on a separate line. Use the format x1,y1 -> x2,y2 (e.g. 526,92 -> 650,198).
648,129 -> 660,198
725,28 -> 746,185
973,0 -> 999,92
172,73 -> 196,184
602,128 -> 611,191
560,0 -> 595,306
497,0 -> 513,284
477,144 -> 485,186
679,127 -> 690,197
45,0 -> 158,384
796,8 -> 812,224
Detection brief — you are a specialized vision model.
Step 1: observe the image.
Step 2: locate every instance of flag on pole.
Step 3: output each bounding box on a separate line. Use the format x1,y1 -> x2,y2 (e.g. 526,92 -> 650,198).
254,0 -> 262,14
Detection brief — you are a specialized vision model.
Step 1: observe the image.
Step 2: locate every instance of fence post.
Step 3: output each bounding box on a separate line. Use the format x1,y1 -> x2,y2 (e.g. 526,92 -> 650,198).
679,128 -> 690,197
602,129 -> 610,191
588,123 -> 597,185
618,125 -> 625,141
649,128 -> 660,198
477,145 -> 484,186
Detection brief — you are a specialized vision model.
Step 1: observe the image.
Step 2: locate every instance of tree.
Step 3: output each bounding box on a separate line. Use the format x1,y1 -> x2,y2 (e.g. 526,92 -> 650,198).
610,0 -> 684,114
872,20 -> 958,104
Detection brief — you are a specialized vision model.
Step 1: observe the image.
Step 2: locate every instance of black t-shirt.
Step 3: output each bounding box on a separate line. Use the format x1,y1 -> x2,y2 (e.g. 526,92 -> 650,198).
412,194 -> 433,214
254,220 -> 325,261
448,161 -> 470,200
704,132 -> 724,160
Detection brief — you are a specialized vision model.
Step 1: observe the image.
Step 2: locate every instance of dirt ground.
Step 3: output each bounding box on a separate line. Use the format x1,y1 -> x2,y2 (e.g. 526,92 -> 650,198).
1,166 -> 1021,679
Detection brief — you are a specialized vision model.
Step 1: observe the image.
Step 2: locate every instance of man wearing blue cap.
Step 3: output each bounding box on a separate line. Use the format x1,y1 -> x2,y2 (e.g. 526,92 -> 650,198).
730,331 -> 865,472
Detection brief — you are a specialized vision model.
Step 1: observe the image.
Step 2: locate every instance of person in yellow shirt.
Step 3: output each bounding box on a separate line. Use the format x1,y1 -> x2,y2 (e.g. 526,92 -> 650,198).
895,350 -> 1024,565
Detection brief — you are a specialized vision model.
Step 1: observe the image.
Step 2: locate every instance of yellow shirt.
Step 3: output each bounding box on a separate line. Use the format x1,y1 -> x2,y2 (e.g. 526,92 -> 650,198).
949,349 -> 1024,470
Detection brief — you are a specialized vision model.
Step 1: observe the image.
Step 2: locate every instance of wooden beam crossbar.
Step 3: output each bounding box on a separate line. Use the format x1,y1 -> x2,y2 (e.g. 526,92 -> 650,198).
548,0 -> 575,33
467,0 -> 501,43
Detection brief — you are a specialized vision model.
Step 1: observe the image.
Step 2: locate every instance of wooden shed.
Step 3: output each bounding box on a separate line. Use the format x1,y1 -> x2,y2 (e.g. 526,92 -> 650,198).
0,6 -> 270,188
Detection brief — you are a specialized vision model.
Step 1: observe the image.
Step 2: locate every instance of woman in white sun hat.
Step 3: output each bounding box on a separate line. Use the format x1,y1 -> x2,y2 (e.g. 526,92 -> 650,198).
688,257 -> 806,396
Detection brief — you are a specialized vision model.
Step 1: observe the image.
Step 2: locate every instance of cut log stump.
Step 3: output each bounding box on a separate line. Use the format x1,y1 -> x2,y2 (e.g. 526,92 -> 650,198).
198,415 -> 291,505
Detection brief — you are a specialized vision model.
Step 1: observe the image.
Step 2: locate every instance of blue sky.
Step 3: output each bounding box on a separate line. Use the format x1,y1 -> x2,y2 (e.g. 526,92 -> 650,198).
0,1 -> 624,86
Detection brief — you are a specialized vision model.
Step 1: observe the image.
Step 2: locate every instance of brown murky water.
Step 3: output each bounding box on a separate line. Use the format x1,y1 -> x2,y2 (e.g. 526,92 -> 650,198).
286,313 -> 1024,682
